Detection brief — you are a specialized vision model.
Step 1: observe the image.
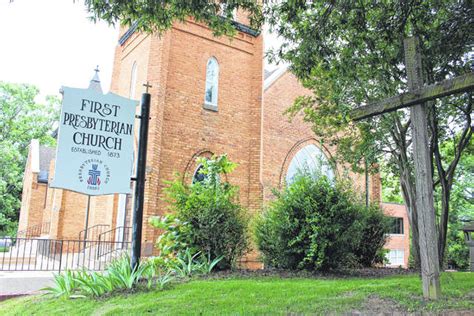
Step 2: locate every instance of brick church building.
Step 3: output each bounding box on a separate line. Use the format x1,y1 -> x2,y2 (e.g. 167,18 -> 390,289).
17,13 -> 410,268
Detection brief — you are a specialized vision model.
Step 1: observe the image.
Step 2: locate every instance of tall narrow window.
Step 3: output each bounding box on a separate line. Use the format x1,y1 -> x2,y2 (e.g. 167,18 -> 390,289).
129,62 -> 137,99
204,57 -> 219,109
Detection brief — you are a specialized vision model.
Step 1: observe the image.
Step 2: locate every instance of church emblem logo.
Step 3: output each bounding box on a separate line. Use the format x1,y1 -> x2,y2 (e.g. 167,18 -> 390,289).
78,159 -> 111,191
87,164 -> 101,186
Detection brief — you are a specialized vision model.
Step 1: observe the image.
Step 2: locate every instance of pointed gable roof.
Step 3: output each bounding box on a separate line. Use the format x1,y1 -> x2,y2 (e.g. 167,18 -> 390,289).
263,65 -> 289,91
88,66 -> 103,94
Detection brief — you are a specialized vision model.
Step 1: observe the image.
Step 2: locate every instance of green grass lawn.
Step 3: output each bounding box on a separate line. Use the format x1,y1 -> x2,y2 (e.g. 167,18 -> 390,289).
0,246 -> 8,252
2,272 -> 473,315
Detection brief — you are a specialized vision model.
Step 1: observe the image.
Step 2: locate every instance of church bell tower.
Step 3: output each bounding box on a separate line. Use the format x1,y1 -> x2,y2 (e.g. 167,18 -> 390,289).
109,12 -> 264,258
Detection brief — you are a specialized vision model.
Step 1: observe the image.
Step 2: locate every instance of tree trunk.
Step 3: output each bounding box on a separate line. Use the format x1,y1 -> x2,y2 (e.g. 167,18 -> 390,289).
390,114 -> 422,270
428,96 -> 472,268
438,187 -> 450,268
399,169 -> 421,269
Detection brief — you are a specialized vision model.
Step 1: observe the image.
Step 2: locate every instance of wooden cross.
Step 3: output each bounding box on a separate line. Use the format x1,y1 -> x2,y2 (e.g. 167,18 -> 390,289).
351,37 -> 474,300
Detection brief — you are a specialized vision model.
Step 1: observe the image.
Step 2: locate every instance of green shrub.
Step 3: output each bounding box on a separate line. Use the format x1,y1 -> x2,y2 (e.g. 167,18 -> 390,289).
171,249 -> 204,278
254,172 -> 389,271
153,155 -> 249,269
44,270 -> 80,298
149,214 -> 191,267
171,248 -> 223,278
45,250 -> 222,299
446,230 -> 470,270
142,257 -> 175,289
44,254 -> 175,298
74,270 -> 111,298
105,254 -> 149,290
353,205 -> 391,267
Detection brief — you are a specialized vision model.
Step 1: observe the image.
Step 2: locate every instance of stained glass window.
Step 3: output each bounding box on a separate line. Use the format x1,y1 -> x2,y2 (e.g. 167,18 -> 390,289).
129,62 -> 137,99
204,57 -> 219,107
193,164 -> 206,184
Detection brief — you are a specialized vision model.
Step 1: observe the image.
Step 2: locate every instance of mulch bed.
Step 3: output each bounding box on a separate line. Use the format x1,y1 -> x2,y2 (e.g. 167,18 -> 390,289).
0,294 -> 27,302
200,267 -> 417,280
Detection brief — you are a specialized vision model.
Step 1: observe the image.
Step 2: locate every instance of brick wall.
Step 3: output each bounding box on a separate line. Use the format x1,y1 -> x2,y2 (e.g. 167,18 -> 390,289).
111,20 -> 264,255
381,202 -> 411,268
17,147 -> 34,233
261,71 -> 371,202
17,144 -> 47,236
262,72 -> 411,267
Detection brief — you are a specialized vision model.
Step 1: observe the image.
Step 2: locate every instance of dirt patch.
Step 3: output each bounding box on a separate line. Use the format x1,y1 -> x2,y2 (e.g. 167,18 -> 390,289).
348,295 -> 474,316
348,295 -> 408,315
0,294 -> 27,302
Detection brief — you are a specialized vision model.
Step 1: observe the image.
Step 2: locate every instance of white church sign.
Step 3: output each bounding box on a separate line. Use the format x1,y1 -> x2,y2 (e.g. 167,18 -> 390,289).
51,87 -> 137,195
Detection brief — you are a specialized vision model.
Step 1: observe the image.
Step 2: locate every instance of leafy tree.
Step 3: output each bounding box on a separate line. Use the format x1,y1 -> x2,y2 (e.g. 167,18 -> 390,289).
265,1 -> 473,268
0,82 -> 58,235
381,164 -> 404,204
440,138 -> 473,269
382,138 -> 473,269
84,0 -> 263,36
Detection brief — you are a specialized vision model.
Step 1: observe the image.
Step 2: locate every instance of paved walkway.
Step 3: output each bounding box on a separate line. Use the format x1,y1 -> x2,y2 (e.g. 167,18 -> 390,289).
0,271 -> 55,296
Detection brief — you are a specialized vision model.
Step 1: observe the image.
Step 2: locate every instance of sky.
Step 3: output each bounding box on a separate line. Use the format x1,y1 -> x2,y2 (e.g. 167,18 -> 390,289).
0,1 -> 118,97
0,1 -> 281,100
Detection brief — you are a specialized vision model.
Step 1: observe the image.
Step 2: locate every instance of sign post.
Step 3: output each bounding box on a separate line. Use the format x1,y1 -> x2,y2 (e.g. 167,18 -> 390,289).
51,87 -> 137,195
83,195 -> 91,251
51,74 -> 152,277
130,83 -> 152,271
51,82 -> 138,260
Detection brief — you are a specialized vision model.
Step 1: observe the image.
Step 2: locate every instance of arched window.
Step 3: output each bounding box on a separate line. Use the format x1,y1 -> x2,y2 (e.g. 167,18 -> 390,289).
192,164 -> 206,184
204,57 -> 219,108
129,62 -> 137,99
285,144 -> 334,184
